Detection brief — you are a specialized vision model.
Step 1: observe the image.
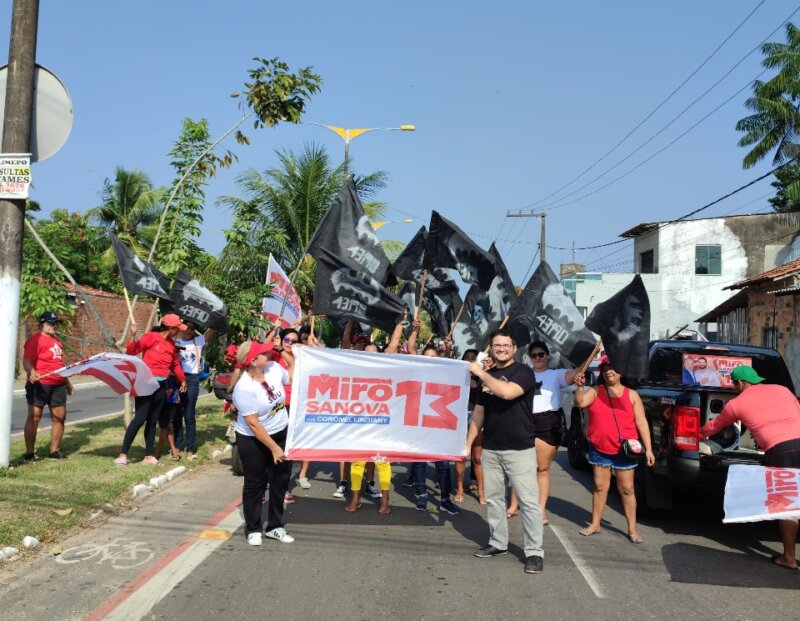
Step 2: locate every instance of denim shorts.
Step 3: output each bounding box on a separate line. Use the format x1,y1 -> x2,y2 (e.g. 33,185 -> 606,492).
587,443 -> 638,471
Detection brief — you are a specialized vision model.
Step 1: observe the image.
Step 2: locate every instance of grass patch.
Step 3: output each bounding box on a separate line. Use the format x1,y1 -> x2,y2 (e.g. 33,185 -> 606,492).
0,397 -> 230,548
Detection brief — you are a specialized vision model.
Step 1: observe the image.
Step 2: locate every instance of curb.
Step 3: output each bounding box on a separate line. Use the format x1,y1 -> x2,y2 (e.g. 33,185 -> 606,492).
132,466 -> 188,497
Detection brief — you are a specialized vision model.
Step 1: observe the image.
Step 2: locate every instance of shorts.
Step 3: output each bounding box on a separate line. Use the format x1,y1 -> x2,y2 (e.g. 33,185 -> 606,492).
587,443 -> 638,471
26,382 -> 67,408
159,403 -> 179,430
764,438 -> 800,468
532,410 -> 562,447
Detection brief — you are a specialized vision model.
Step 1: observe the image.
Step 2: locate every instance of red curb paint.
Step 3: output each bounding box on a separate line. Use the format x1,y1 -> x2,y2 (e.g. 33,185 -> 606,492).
84,496 -> 242,621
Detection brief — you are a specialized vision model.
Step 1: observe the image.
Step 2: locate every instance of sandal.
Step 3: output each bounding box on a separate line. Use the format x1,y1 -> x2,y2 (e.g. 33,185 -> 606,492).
542,517 -> 550,526
114,456 -> 128,467
453,493 -> 465,503
468,483 -> 479,492
628,534 -> 644,544
771,555 -> 798,571
344,503 -> 362,513
578,527 -> 601,537
506,510 -> 519,519
378,506 -> 392,515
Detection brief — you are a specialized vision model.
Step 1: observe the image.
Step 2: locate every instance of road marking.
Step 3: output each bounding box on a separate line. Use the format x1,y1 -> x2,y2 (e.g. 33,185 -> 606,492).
549,524 -> 606,598
199,529 -> 232,540
85,497 -> 243,621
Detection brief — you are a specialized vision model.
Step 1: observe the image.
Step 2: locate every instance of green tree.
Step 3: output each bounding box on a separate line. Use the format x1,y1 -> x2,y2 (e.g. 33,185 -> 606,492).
89,167 -> 165,265
768,160 -> 800,211
737,23 -> 800,168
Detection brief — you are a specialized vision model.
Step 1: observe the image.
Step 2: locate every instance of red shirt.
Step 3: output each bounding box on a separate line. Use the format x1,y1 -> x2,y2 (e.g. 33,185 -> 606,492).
587,386 -> 638,455
272,351 -> 293,406
126,332 -> 186,382
23,333 -> 67,386
700,383 -> 800,451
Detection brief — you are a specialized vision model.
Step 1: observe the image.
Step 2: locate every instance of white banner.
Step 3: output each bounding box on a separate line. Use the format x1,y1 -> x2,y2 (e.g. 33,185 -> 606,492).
48,352 -> 160,397
262,254 -> 302,327
723,464 -> 800,523
286,347 -> 470,462
0,153 -> 31,199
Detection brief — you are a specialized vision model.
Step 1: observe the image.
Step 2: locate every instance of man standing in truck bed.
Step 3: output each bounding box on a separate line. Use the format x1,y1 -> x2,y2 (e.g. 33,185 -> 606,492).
700,366 -> 800,571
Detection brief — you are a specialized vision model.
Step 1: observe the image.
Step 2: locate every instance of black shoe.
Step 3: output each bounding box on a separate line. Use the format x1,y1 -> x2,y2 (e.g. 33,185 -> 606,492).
474,545 -> 508,558
48,451 -> 65,460
524,555 -> 543,574
23,452 -> 39,462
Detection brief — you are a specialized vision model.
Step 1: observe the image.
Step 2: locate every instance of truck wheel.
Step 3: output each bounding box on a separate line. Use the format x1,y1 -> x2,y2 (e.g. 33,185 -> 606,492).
230,443 -> 244,477
567,409 -> 590,471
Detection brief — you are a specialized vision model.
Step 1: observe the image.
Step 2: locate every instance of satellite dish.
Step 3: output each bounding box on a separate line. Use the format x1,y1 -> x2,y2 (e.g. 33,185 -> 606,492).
0,64 -> 73,162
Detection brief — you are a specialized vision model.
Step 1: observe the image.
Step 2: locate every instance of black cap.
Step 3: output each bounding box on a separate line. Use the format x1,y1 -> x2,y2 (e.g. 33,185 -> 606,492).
38,311 -> 61,324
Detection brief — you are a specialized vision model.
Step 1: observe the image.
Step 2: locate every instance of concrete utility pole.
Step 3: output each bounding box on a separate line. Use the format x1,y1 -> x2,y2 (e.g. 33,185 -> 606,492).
0,0 -> 39,468
506,210 -> 546,264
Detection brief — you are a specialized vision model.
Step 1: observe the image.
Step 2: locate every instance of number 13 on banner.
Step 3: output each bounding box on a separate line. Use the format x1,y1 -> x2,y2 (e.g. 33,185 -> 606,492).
396,381 -> 460,430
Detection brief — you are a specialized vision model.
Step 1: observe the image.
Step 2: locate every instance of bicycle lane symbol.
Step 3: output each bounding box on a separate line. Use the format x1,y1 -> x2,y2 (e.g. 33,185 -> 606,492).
56,538 -> 155,570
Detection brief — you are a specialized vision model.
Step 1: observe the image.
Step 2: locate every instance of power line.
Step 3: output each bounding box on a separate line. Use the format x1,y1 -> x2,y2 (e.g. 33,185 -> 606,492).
530,0 -> 769,206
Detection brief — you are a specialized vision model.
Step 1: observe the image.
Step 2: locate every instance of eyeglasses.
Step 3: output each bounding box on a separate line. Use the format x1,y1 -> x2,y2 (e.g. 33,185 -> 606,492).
492,344 -> 512,350
283,337 -> 298,344
530,352 -> 547,359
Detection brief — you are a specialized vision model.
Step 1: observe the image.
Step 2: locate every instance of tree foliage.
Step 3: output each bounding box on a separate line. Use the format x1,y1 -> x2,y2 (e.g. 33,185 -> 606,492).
768,160 -> 800,212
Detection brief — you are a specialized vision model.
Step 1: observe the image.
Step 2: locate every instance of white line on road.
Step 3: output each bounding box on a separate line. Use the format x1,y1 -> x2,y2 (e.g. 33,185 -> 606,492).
550,524 -> 606,598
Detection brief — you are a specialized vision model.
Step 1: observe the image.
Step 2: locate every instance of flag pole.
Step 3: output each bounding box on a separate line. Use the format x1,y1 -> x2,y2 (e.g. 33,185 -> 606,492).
415,270 -> 428,321
445,299 -> 467,340
310,315 -> 316,339
122,288 -> 136,325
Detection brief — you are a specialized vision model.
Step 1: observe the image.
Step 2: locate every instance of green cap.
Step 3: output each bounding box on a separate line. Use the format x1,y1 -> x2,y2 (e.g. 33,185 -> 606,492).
730,366 -> 764,385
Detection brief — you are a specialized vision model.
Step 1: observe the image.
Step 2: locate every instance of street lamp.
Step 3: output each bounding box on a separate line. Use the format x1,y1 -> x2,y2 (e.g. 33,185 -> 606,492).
370,218 -> 414,231
304,122 -> 416,169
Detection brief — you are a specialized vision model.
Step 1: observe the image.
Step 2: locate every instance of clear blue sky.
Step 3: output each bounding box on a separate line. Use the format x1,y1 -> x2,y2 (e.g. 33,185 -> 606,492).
1,1 -> 793,287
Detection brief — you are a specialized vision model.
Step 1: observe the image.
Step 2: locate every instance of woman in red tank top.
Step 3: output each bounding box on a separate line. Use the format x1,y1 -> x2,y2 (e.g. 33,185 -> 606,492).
573,358 -> 654,543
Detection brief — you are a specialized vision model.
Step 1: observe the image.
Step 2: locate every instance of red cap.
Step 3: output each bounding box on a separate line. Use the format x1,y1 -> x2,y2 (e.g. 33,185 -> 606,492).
161,313 -> 187,330
243,341 -> 275,367
598,355 -> 611,367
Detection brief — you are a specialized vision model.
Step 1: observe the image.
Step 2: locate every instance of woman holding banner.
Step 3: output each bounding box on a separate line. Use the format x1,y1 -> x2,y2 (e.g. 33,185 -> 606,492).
231,339 -> 295,546
115,315 -> 187,466
573,356 -> 654,543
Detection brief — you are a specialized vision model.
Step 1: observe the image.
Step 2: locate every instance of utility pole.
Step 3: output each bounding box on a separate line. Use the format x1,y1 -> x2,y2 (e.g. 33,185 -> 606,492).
0,0 -> 39,468
506,210 -> 546,264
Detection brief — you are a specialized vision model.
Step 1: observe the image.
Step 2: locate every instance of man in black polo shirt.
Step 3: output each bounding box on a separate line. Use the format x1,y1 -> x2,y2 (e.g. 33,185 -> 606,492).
466,329 -> 544,574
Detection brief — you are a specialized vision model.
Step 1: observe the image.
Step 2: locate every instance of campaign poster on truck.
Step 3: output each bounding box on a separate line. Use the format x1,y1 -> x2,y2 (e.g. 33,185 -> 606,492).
682,354 -> 751,388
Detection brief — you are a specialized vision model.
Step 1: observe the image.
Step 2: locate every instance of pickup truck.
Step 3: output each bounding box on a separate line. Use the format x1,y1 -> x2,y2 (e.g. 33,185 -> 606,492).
565,340 -> 796,513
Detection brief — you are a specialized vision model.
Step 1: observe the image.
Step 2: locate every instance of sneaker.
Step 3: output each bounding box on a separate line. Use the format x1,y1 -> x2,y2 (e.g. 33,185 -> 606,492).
474,545 -> 508,558
402,477 -> 414,487
23,452 -> 39,462
333,482 -> 347,498
415,494 -> 428,511
265,527 -> 295,543
440,498 -> 460,515
365,481 -> 382,499
296,476 -> 311,489
48,451 -> 65,460
284,492 -> 296,504
524,555 -> 544,574
247,532 -> 262,546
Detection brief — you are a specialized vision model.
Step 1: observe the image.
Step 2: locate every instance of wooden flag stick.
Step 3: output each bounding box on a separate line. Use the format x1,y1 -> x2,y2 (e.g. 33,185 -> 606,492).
445,299 -> 467,340
415,269 -> 428,321
575,339 -> 603,377
310,315 -> 316,339
122,287 -> 135,325
423,333 -> 435,348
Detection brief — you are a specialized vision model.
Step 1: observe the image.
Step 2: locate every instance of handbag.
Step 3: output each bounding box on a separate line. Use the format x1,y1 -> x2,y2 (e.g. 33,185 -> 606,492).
604,385 -> 645,461
557,408 -> 569,448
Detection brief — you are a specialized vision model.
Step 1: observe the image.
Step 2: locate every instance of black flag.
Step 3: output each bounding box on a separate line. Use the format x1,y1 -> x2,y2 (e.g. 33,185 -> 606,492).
398,281 -> 418,339
486,243 -> 518,322
110,235 -> 171,300
166,269 -> 228,331
585,274 -> 651,378
450,284 -> 494,358
426,211 -> 496,289
507,261 -> 595,368
422,286 -> 462,338
307,177 -> 392,284
391,225 -> 460,294
312,248 -> 405,333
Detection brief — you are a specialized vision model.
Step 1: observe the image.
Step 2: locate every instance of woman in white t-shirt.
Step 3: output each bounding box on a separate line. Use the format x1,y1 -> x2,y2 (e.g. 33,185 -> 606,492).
231,340 -> 295,546
507,340 -> 578,524
174,322 -> 206,460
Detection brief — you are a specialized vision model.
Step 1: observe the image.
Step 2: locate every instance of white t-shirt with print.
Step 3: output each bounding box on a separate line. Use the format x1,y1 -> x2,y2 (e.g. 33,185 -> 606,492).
176,334 -> 206,374
233,363 -> 290,436
532,368 -> 569,414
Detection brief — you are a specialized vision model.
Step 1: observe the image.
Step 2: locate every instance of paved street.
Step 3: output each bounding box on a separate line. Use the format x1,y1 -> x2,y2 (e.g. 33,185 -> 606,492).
1,452 -> 797,621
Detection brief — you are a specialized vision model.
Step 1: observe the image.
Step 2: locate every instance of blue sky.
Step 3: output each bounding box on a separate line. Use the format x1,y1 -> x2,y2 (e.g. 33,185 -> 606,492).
1,1 -> 794,287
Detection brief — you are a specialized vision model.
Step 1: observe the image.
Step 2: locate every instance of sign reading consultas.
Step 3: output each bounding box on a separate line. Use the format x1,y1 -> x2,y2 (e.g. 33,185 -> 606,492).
0,153 -> 31,199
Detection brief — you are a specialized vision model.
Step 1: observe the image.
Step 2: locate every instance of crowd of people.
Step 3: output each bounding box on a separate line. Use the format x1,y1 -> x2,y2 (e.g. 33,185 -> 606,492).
23,307 -> 799,576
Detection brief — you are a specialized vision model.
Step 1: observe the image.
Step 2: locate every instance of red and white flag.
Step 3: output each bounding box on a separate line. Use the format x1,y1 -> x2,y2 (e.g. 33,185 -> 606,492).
286,347 -> 470,462
723,464 -> 800,523
48,353 -> 160,397
262,254 -> 302,327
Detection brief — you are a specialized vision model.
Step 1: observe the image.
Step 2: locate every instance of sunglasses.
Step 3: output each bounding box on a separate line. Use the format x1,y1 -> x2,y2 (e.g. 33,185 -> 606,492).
530,352 -> 548,359
283,337 -> 298,344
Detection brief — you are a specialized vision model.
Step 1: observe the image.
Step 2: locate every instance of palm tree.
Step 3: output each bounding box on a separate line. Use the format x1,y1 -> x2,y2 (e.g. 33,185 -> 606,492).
214,143 -> 388,302
737,23 -> 800,169
89,167 -> 166,265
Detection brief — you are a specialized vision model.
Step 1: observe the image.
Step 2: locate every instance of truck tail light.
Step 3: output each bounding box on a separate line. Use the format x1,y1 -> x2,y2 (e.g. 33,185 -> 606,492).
673,406 -> 700,451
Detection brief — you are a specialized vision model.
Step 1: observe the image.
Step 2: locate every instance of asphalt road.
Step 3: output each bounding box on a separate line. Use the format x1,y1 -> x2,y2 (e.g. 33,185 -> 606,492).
10,383 -> 125,436
1,453 -> 797,621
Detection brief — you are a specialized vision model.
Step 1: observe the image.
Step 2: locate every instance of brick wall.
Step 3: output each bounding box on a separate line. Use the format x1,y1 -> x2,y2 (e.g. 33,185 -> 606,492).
747,284 -> 799,356
21,289 -> 157,364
